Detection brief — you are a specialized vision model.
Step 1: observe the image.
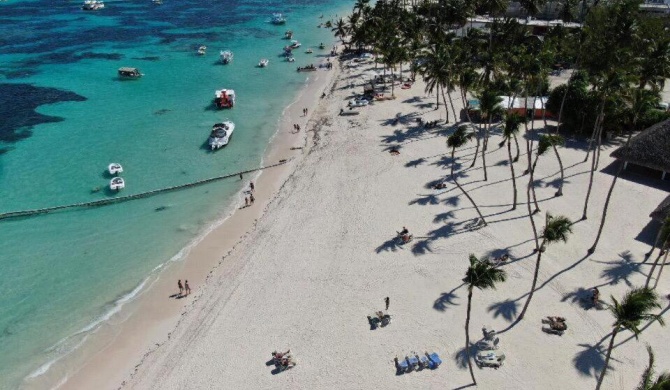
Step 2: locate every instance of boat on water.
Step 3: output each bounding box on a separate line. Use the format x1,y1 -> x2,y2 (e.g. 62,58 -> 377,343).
109,177 -> 125,191
286,56 -> 295,62
271,13 -> 286,25
82,0 -> 104,10
284,30 -> 293,39
197,46 -> 207,55
258,59 -> 269,68
118,67 -> 142,78
220,50 -> 233,64
152,0 -> 162,4
319,43 -> 325,49
305,48 -> 313,54
208,121 -> 235,150
289,40 -> 301,49
214,88 -> 236,109
108,163 -> 123,175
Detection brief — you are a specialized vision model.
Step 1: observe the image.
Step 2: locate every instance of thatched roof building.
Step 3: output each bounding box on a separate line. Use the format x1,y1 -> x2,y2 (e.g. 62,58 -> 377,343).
650,195 -> 670,222
610,119 -> 670,179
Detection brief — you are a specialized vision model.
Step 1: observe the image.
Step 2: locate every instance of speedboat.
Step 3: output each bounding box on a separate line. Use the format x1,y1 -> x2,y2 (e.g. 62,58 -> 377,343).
197,46 -> 207,55
271,13 -> 286,25
108,163 -> 123,175
220,50 -> 233,64
82,0 -> 104,10
289,40 -> 301,49
208,121 -> 235,150
258,59 -> 269,68
118,67 -> 142,78
214,88 -> 236,109
284,30 -> 293,39
109,177 -> 125,191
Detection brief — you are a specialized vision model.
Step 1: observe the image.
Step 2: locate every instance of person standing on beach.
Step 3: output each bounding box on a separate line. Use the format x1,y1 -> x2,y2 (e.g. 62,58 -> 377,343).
184,280 -> 191,296
250,182 -> 255,192
239,173 -> 243,180
244,197 -> 249,207
385,297 -> 390,311
178,280 -> 183,296
250,193 -> 255,204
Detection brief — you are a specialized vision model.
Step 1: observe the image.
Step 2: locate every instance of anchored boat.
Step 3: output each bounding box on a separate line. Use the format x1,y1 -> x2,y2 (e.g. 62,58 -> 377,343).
118,67 -> 142,79
271,13 -> 286,25
258,59 -> 269,68
108,163 -> 123,175
214,88 -> 236,109
208,121 -> 235,150
109,177 -> 125,191
220,50 -> 233,64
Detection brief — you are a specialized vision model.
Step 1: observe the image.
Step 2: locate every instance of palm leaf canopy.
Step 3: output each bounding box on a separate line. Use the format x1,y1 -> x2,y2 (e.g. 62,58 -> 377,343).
542,214 -> 573,243
609,287 -> 665,337
464,254 -> 507,291
537,134 -> 565,156
447,125 -> 474,149
503,112 -> 525,138
636,345 -> 670,390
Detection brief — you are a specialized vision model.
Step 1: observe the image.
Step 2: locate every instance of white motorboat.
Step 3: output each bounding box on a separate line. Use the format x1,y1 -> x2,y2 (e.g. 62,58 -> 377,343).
214,88 -> 236,109
108,163 -> 123,175
197,46 -> 207,55
118,67 -> 142,78
208,121 -> 235,150
284,30 -> 293,39
109,177 -> 125,191
286,56 -> 295,62
271,13 -> 286,25
82,0 -> 104,10
258,59 -> 269,68
152,0 -> 162,4
220,50 -> 233,64
289,40 -> 301,49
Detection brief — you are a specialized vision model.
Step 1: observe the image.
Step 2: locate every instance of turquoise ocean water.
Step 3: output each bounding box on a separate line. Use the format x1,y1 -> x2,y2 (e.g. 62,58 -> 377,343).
0,0 -> 348,387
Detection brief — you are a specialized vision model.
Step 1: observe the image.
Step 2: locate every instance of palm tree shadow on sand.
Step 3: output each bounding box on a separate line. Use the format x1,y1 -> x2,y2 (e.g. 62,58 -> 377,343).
487,299 -> 520,322
433,283 -> 464,311
572,342 -> 610,378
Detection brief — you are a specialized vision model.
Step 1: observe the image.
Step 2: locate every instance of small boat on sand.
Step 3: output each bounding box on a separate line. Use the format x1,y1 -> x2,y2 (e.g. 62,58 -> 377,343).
258,59 -> 269,68
108,163 -> 123,175
109,177 -> 125,191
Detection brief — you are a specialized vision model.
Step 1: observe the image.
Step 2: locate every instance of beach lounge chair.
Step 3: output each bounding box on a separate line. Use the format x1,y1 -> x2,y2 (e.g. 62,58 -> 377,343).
407,355 -> 419,371
395,356 -> 409,373
419,355 -> 430,369
424,352 -> 442,369
475,351 -> 505,368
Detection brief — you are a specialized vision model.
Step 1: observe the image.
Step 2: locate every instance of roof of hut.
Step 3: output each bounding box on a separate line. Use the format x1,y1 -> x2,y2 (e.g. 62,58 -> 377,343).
610,119 -> 670,173
650,195 -> 670,222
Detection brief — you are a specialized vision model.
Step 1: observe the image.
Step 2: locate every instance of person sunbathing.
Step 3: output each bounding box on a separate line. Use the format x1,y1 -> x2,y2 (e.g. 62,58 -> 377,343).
592,287 -> 600,305
433,182 -> 447,190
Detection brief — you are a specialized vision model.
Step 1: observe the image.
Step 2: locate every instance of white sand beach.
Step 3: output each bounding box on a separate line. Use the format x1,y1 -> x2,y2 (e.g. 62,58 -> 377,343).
67,54 -> 669,390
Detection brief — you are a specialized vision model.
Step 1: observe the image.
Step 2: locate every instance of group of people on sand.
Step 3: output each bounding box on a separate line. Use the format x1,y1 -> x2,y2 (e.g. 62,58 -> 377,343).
244,182 -> 255,207
542,316 -> 568,333
271,349 -> 296,370
177,279 -> 191,297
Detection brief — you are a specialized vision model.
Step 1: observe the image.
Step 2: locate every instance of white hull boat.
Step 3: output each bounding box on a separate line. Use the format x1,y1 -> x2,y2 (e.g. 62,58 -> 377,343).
258,59 -> 269,68
108,163 -> 123,175
197,46 -> 207,55
109,177 -> 125,191
208,121 -> 235,150
220,50 -> 233,64
271,13 -> 286,24
82,0 -> 104,10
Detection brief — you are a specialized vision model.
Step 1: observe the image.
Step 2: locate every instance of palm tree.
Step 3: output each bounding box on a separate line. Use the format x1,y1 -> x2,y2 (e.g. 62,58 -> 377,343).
534,134 -> 564,209
595,287 -> 665,390
636,345 -> 670,390
589,88 -> 660,253
502,113 -> 524,210
448,126 -> 488,226
420,44 -> 450,112
463,254 -> 507,385
332,18 -> 350,49
476,89 -> 503,181
518,214 -> 573,319
646,221 -> 669,289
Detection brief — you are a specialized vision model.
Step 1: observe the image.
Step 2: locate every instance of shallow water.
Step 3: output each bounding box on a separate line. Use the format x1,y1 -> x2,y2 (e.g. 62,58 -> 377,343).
0,0 -> 348,387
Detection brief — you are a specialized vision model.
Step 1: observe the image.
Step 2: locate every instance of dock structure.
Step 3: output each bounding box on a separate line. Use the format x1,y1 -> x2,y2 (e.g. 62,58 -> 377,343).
0,159 -> 291,221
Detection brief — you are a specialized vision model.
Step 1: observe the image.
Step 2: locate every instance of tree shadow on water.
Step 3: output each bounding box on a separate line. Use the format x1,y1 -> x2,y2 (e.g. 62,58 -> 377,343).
487,299 -> 519,322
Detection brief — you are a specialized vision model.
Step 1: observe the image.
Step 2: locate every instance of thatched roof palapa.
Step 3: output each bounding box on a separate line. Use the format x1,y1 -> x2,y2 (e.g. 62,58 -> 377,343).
610,119 -> 670,173
650,195 -> 670,222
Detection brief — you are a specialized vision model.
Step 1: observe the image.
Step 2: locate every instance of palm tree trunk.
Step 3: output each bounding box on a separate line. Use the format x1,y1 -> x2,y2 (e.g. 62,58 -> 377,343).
595,329 -> 619,390
524,92 -> 532,175
581,104 -> 605,220
435,84 -> 440,109
441,87 -> 450,123
518,237 -> 546,320
645,250 -> 665,289
646,229 -> 664,260
527,159 -> 540,251
447,87 -> 458,123
513,133 -> 520,162
482,119 -> 491,181
508,139 -> 517,210
552,142 -> 565,196
470,125 -> 482,168
531,155 -> 540,213
452,148 -> 487,226
465,288 -> 477,385
589,131 -> 634,253
584,103 -> 602,163
652,249 -> 669,290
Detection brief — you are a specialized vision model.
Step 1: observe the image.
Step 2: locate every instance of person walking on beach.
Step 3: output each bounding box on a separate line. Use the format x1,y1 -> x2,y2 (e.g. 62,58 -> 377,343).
250,193 -> 255,204
239,173 -> 243,180
178,280 -> 183,296
184,280 -> 191,296
385,297 -> 390,311
244,197 -> 249,207
250,182 -> 255,192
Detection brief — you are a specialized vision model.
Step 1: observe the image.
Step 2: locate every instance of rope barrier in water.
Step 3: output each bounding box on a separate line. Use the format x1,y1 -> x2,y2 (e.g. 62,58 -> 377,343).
0,159 -> 292,221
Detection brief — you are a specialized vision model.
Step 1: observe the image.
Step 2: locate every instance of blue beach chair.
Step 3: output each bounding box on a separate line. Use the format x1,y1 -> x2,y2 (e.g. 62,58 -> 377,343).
397,357 -> 409,373
426,352 -> 442,369
420,355 -> 430,369
407,356 -> 419,371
